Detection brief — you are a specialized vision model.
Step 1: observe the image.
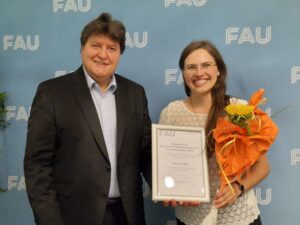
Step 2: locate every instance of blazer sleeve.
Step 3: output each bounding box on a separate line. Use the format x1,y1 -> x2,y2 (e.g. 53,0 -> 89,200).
24,83 -> 65,225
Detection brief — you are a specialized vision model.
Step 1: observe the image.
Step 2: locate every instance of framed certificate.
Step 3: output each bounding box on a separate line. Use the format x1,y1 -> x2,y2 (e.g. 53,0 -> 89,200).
152,124 -> 210,202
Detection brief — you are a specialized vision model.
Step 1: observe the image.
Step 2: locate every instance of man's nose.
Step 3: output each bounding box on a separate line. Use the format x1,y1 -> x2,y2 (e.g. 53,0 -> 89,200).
97,48 -> 108,58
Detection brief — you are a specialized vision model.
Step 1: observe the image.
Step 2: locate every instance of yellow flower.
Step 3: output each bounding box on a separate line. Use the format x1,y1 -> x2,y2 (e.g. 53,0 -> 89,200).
225,104 -> 254,116
224,104 -> 254,135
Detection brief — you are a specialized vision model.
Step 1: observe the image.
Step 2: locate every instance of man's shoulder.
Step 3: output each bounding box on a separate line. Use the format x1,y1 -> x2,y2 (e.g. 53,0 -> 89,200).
39,68 -> 82,88
41,74 -> 71,85
115,73 -> 144,90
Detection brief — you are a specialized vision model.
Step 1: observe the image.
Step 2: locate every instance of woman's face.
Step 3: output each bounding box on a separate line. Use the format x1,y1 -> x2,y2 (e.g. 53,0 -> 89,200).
183,48 -> 220,96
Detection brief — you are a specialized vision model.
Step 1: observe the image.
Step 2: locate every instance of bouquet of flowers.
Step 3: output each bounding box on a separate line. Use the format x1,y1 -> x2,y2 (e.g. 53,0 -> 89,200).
213,89 -> 279,189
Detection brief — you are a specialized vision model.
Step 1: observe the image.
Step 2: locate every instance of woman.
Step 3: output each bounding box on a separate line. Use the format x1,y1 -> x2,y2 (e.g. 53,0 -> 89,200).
159,40 -> 270,225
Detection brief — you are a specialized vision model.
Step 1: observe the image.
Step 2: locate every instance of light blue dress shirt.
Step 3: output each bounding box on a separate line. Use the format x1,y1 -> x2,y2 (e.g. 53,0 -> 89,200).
83,67 -> 120,198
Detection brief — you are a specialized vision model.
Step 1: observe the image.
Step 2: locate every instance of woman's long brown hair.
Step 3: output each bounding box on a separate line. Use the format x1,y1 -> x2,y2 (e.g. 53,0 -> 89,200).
179,40 -> 230,156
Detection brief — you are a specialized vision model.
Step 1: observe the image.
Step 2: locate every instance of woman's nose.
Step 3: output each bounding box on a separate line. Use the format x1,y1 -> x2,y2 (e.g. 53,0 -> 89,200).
195,65 -> 206,74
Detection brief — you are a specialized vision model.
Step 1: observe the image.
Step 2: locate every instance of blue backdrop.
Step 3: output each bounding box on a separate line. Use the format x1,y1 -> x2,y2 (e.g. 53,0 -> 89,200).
1,0 -> 300,224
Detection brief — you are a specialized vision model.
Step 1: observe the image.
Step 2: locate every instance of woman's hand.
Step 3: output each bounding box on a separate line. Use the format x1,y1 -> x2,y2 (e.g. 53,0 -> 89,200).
213,155 -> 270,209
162,200 -> 201,207
213,183 -> 241,208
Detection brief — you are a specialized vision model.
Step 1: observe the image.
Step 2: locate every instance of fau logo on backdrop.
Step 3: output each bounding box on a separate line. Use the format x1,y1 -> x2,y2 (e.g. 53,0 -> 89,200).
8,176 -> 26,191
165,0 -> 207,7
6,105 -> 30,122
55,70 -> 74,77
255,188 -> 272,205
265,107 -> 272,117
165,69 -> 184,85
291,149 -> 300,166
291,66 -> 300,84
126,32 -> 148,48
226,26 -> 271,45
53,0 -> 91,13
3,35 -> 39,51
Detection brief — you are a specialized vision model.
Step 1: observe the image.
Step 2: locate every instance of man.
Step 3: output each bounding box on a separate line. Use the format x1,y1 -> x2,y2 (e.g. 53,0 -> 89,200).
24,12 -> 151,225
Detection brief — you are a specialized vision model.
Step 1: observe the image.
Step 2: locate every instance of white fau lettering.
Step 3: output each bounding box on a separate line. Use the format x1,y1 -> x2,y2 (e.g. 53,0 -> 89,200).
291,149 -> 300,166
55,70 -> 73,77
226,26 -> 271,45
291,66 -> 300,84
6,106 -> 30,122
53,0 -> 91,13
8,176 -> 26,191
265,107 -> 271,117
126,32 -> 148,48
3,35 -> 39,51
255,188 -> 272,205
165,69 -> 183,85
165,0 -> 207,7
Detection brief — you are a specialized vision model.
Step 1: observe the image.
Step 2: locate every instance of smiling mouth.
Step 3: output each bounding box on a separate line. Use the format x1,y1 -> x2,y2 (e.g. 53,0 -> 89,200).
192,77 -> 210,86
94,60 -> 109,65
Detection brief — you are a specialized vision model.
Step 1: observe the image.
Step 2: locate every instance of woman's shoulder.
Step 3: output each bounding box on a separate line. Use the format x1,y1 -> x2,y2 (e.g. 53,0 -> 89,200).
159,100 -> 185,124
161,99 -> 184,112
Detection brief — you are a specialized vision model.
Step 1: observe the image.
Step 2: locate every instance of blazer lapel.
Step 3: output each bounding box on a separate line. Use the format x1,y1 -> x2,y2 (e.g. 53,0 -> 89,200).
115,76 -> 126,154
71,67 -> 110,162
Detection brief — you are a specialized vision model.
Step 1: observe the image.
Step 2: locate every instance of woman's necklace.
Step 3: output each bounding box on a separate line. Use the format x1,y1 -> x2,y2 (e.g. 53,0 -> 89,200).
188,98 -> 217,225
187,97 -> 213,153
188,97 -> 197,114
188,97 -> 210,115
186,98 -> 202,126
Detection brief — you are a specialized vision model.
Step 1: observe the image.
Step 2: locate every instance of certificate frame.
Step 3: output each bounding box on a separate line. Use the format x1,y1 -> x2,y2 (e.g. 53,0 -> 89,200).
152,124 -> 210,202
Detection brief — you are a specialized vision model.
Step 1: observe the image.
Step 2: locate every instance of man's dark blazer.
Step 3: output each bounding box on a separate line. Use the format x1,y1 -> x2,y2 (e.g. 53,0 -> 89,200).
24,66 -> 152,225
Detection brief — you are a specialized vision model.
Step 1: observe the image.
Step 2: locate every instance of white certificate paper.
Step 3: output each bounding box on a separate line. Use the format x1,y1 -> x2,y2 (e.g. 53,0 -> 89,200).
152,124 -> 210,202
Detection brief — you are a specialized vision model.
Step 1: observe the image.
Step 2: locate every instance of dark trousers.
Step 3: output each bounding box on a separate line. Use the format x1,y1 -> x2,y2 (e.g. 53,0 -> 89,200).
102,198 -> 129,225
177,215 -> 262,225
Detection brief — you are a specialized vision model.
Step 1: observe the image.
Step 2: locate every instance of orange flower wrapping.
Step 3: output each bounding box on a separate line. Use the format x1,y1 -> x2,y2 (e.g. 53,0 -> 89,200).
213,89 -> 279,187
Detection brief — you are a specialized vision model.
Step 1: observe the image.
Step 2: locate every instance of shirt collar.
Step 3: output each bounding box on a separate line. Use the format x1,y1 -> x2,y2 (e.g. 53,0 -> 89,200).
83,65 -> 117,94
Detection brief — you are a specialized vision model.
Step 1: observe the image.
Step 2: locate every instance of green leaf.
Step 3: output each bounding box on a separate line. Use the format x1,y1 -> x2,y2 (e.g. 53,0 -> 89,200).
0,92 -> 8,129
0,188 -> 7,193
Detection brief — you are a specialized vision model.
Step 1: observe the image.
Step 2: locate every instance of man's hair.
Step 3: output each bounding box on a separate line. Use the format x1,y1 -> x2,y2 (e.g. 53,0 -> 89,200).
80,12 -> 126,54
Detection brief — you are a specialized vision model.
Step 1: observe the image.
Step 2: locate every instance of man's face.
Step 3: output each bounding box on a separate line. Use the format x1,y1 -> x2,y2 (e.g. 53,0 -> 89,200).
81,34 -> 121,87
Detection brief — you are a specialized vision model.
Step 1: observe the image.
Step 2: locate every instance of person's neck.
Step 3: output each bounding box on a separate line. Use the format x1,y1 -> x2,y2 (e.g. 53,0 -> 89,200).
187,92 -> 212,114
95,76 -> 113,93
98,81 -> 110,93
